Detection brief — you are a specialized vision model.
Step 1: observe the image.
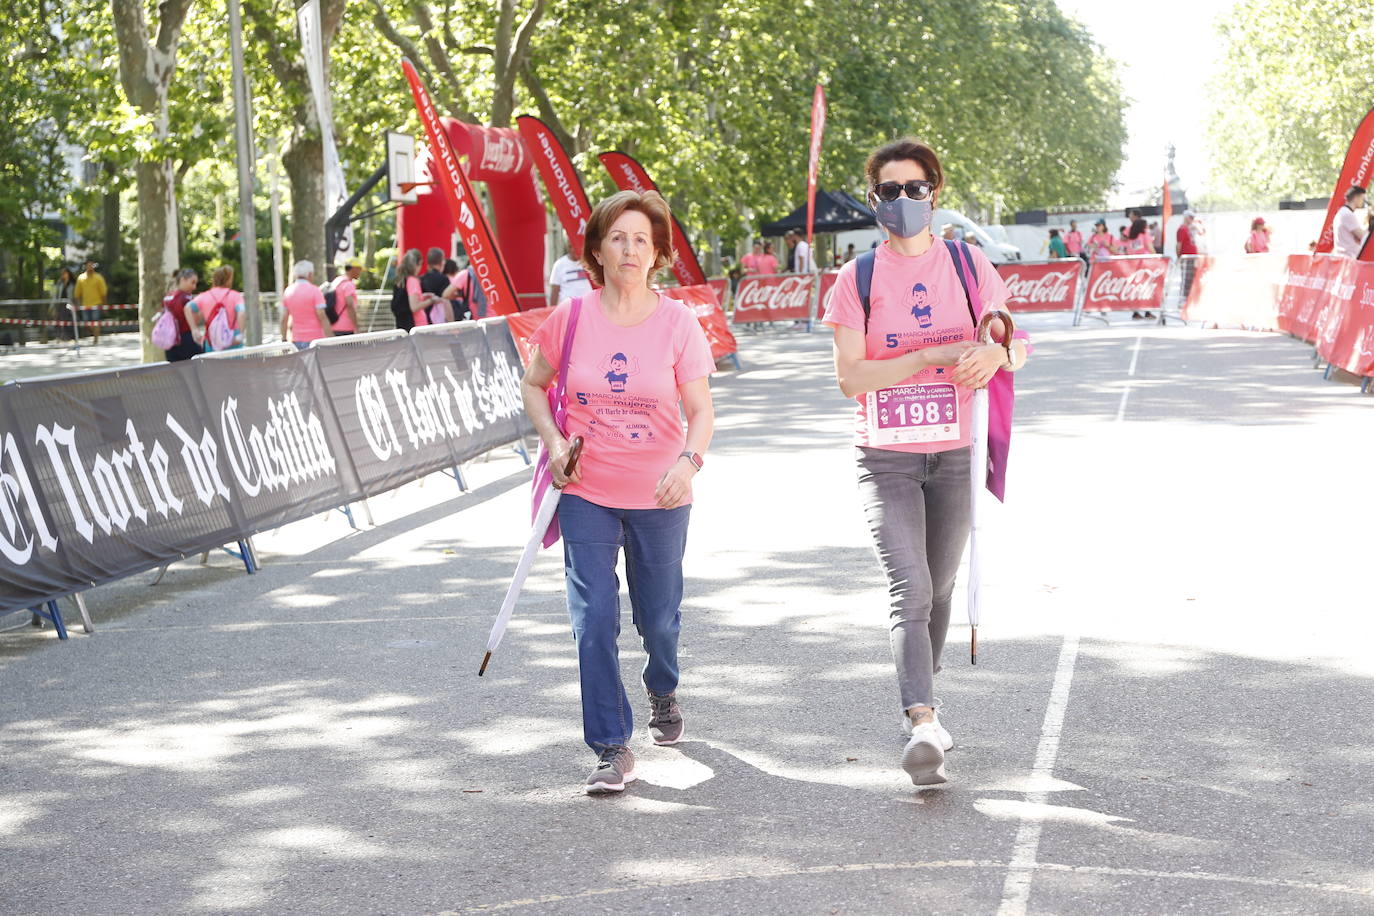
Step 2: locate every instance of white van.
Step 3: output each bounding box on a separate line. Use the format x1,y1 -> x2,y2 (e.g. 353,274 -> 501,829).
834,208 -> 1023,265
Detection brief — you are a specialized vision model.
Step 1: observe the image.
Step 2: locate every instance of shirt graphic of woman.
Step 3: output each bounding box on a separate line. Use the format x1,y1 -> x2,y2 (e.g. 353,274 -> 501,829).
909,283 -> 934,328
601,352 -> 640,392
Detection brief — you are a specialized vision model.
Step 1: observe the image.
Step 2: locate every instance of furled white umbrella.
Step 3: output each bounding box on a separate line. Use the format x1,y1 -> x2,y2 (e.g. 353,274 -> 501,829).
479,437 -> 584,676
968,310 -> 1015,665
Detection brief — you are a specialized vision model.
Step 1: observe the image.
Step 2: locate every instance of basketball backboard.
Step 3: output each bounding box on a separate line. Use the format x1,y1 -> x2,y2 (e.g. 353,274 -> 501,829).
386,131 -> 418,204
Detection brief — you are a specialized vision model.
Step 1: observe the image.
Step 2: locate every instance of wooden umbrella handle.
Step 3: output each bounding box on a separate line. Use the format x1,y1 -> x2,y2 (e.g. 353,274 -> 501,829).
977,309 -> 1016,363
552,436 -> 585,490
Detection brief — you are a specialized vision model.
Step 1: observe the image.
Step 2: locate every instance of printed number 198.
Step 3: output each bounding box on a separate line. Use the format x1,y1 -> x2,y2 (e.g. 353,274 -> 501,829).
895,401 -> 941,425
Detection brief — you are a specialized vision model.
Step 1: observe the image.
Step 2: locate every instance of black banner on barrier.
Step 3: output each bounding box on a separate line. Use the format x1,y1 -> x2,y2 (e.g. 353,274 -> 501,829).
0,320 -> 535,615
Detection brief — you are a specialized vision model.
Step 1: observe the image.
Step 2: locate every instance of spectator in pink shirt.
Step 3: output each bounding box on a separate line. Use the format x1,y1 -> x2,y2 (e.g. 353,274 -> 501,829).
279,260 -> 333,348
1244,217 -> 1271,253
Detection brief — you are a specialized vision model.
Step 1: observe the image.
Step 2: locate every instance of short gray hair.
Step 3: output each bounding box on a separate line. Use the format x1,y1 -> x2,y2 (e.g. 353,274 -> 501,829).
292,259 -> 314,279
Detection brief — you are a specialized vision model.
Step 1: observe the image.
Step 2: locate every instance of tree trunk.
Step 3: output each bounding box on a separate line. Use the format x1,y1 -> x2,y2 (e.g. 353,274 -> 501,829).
283,134 -> 325,272
101,164 -> 121,275
135,159 -> 179,362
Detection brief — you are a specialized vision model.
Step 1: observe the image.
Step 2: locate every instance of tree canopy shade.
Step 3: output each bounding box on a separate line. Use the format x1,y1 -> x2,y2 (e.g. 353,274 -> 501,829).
760,190 -> 876,236
4,0 -> 1128,332
1207,0 -> 1374,203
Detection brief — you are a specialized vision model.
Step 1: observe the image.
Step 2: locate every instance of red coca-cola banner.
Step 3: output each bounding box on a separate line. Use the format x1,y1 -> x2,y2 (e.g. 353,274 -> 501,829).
660,284 -> 739,362
995,260 -> 1081,312
1277,254 -> 1351,341
516,115 -> 592,256
1083,257 -> 1169,311
1316,261 -> 1374,375
707,276 -> 729,306
818,269 -> 839,310
733,273 -> 815,323
597,151 -> 708,288
402,60 -> 521,316
1315,106 -> 1374,254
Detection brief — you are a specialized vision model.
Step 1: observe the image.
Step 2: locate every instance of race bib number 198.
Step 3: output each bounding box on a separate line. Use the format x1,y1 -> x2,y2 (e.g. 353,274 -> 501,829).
865,383 -> 960,445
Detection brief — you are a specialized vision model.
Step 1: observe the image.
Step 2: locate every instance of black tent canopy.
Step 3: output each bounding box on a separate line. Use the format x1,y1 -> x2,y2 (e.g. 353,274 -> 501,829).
759,189 -> 876,235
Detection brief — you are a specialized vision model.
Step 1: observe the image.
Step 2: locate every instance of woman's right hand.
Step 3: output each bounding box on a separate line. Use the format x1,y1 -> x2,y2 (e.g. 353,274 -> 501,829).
918,341 -> 976,368
549,437 -> 583,489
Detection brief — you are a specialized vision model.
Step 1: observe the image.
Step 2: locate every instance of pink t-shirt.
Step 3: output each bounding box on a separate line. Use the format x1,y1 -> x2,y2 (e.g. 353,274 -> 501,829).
530,290 -> 715,509
1065,230 -> 1083,254
740,253 -> 761,274
406,275 -> 429,327
332,277 -> 357,332
283,280 -> 326,342
1089,231 -> 1114,259
757,254 -> 779,275
822,241 -> 1010,454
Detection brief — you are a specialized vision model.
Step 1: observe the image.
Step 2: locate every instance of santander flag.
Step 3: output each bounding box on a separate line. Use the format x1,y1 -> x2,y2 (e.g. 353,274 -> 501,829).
597,151 -> 708,287
806,84 -> 827,253
402,60 -> 521,314
1316,106 -> 1374,254
516,115 -> 592,257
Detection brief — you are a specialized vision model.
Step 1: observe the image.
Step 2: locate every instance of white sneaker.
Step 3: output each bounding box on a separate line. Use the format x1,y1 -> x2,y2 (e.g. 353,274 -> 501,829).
901,723 -> 948,786
900,710 -> 954,751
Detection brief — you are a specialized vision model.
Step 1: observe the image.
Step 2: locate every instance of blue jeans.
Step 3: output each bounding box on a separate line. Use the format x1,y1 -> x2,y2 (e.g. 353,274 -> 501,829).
558,494 -> 691,753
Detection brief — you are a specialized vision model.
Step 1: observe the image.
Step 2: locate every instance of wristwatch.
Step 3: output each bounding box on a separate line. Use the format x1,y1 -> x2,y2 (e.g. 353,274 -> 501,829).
680,450 -> 704,471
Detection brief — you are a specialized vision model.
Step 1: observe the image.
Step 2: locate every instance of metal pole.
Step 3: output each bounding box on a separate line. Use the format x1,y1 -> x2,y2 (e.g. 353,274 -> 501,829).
268,137 -> 286,296
228,0 -> 262,346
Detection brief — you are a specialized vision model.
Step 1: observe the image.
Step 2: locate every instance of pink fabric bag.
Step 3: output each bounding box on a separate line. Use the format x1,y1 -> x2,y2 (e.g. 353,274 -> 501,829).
531,296 -> 582,548
151,307 -> 178,351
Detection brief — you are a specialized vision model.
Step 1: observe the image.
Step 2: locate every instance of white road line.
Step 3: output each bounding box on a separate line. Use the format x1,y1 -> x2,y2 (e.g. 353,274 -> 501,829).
997,632 -> 1082,916
1113,335 -> 1143,423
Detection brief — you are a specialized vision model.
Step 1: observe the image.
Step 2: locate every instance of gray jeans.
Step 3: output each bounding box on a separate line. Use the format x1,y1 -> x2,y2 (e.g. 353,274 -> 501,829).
855,446 -> 972,710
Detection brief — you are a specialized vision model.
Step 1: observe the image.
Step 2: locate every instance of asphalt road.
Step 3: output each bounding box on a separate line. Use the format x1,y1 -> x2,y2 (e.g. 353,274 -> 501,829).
2,313 -> 1372,915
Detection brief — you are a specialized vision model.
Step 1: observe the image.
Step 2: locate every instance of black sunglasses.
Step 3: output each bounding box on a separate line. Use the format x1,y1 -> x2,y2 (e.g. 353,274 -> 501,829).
872,180 -> 935,202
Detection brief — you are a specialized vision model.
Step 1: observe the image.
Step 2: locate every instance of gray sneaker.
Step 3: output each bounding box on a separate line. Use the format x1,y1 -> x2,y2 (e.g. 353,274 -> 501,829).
585,745 -> 636,794
647,691 -> 684,745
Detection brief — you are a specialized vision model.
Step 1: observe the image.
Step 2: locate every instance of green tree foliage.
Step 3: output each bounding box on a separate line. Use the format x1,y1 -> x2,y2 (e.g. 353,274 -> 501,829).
1207,0 -> 1374,203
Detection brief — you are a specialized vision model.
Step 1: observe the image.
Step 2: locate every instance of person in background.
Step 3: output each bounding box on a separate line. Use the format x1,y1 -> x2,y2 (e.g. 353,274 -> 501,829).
280,260 -> 333,349
1244,218 -> 1270,254
439,258 -> 471,321
418,247 -> 453,324
330,258 -> 362,336
390,248 -> 427,330
1048,228 -> 1070,259
784,231 -> 798,272
845,243 -> 857,262
1147,221 -> 1161,253
740,241 -> 764,275
786,230 -> 815,273
187,264 -> 245,351
1125,218 -> 1155,319
549,241 -> 594,306
1334,185 -> 1366,258
1177,211 -> 1200,300
758,241 -> 779,276
51,266 -> 77,342
1088,219 -> 1115,260
1065,219 -> 1085,266
74,259 -> 108,345
162,268 -> 202,362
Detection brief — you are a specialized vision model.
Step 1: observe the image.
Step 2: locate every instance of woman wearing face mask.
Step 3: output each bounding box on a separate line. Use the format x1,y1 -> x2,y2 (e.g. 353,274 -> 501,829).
822,139 -> 1029,787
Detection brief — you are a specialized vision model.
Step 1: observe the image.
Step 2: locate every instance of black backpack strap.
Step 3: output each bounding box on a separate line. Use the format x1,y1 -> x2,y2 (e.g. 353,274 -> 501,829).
944,239 -> 979,325
855,249 -> 877,331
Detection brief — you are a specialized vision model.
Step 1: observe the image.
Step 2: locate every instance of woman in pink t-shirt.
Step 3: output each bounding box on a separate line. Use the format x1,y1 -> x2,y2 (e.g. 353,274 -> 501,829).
523,189 -> 715,794
279,260 -> 334,348
758,241 -> 779,275
1244,217 -> 1271,253
822,138 -> 1029,788
1124,218 -> 1156,319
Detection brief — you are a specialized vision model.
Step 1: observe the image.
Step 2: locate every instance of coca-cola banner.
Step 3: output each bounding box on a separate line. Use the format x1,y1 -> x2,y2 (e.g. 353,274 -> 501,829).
1316,260 -> 1374,375
1277,254 -> 1352,343
733,273 -> 816,323
1083,257 -> 1169,312
995,260 -> 1081,312
0,321 -> 537,614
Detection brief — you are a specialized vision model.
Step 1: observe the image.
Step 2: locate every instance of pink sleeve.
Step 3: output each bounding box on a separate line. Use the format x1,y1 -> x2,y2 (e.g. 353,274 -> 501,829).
674,305 -> 715,385
405,276 -> 420,296
968,247 -> 1010,311
820,261 -> 864,331
528,302 -> 570,369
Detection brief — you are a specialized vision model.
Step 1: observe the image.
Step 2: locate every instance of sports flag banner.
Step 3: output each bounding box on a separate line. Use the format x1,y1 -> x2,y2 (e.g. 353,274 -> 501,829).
1083,257 -> 1169,312
597,151 -> 708,287
995,260 -> 1081,312
504,307 -> 555,365
517,116 -> 593,256
732,274 -> 816,323
806,84 -> 827,251
402,60 -> 521,315
1316,106 -> 1374,254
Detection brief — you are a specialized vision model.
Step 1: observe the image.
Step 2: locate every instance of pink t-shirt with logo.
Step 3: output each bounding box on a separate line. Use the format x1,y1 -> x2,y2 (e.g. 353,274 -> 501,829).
530,291 -> 715,509
822,241 -> 1010,454
283,280 -> 327,342
1065,230 -> 1083,255
332,276 -> 357,332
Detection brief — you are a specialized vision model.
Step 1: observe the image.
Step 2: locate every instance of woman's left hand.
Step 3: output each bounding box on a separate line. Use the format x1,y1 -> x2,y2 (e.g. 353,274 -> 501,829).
654,457 -> 696,509
952,343 -> 1009,389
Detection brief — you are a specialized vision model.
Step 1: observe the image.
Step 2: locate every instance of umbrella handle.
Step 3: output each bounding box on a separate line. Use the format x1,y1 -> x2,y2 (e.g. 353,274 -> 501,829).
564,436 -> 584,476
977,310 -> 1016,365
